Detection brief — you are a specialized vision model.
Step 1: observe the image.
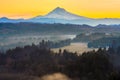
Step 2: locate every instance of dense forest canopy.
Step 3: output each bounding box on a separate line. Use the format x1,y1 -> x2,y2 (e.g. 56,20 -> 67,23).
0,41 -> 120,80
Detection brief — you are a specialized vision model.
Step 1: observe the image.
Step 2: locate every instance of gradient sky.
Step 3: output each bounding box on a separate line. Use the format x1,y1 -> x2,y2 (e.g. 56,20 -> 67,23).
0,0 -> 120,19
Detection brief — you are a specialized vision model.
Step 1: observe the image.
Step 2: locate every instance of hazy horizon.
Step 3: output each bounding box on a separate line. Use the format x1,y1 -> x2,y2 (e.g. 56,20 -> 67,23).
0,0 -> 120,19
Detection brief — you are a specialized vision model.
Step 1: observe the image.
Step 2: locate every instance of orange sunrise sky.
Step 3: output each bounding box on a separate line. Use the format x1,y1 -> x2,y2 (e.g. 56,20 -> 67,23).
0,0 -> 120,19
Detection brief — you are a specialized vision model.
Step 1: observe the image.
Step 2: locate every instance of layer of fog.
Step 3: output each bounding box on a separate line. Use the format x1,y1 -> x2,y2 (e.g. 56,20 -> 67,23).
40,73 -> 71,80
0,73 -> 71,80
0,35 -> 76,51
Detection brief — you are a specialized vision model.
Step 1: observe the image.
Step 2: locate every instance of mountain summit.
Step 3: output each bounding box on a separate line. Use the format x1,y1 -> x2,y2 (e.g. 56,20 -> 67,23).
45,7 -> 86,20
48,7 -> 66,14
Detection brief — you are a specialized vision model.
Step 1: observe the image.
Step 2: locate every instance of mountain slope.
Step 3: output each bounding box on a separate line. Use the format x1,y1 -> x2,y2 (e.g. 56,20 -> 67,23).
44,7 -> 87,20
31,7 -> 89,20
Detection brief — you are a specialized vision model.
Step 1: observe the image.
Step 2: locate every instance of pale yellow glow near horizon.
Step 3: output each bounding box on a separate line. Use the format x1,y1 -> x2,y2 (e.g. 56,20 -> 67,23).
0,0 -> 120,19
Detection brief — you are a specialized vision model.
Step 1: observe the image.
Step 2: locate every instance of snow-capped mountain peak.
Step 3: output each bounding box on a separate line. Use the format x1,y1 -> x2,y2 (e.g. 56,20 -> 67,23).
43,7 -> 86,20
0,7 -> 119,26
47,7 -> 67,14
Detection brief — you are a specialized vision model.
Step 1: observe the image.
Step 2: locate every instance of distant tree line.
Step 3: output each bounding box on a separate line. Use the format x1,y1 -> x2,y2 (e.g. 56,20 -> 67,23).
72,32 -> 113,42
88,37 -> 120,49
0,23 -> 93,36
38,39 -> 71,49
1,23 -> 120,36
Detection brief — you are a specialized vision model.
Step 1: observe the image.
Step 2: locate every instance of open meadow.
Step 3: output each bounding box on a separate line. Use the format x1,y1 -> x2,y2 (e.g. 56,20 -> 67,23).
52,43 -> 98,54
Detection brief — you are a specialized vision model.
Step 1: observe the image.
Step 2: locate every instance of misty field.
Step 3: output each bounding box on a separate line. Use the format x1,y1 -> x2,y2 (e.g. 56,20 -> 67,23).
52,43 -> 97,54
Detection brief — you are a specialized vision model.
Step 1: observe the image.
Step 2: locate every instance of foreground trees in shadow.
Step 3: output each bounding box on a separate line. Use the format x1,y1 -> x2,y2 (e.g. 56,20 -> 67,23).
0,42 -> 120,80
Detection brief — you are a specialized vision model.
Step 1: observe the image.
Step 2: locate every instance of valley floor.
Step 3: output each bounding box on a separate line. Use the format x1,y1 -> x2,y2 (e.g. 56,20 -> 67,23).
52,43 -> 98,54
